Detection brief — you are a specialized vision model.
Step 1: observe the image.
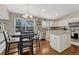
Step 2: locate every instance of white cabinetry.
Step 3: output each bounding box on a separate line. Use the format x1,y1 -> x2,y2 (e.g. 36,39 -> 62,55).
58,20 -> 69,26
52,21 -> 59,27
50,34 -> 60,52
50,31 -> 71,53
58,17 -> 79,27
60,33 -> 70,52
50,21 -> 53,27
46,31 -> 50,41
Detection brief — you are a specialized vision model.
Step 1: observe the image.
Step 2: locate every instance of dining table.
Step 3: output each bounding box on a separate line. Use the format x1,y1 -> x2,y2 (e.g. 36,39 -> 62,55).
11,33 -> 37,55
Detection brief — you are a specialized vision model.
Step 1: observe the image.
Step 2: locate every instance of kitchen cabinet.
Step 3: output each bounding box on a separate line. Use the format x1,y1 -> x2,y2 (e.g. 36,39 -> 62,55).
58,20 -> 69,26
46,30 -> 50,41
50,30 -> 71,53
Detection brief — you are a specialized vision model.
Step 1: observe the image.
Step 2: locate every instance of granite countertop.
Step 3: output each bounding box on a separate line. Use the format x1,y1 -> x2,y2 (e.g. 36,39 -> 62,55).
50,30 -> 70,35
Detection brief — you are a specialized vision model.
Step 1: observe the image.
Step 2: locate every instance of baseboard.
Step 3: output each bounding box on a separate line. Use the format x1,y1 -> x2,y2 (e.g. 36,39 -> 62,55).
50,45 -> 71,55
50,46 -> 60,54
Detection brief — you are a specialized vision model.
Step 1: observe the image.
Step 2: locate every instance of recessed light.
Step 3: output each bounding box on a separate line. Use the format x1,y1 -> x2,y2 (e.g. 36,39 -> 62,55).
42,9 -> 46,12
55,13 -> 59,16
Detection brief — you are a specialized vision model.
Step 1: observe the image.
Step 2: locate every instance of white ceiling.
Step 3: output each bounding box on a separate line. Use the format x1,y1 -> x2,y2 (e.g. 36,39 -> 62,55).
5,4 -> 79,20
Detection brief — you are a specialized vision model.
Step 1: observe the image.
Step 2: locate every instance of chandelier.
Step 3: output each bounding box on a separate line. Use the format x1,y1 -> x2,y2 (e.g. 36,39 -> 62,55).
23,4 -> 33,19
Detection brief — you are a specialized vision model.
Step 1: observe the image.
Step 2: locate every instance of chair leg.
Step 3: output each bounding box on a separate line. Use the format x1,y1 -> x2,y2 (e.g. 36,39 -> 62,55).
18,43 -> 19,55
36,39 -> 38,46
7,43 -> 10,54
5,49 -> 7,55
38,38 -> 40,48
5,45 -> 8,55
30,47 -> 33,55
30,40 -> 33,55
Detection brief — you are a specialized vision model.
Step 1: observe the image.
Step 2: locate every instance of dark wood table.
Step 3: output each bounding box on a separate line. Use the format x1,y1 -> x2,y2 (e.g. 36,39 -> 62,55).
11,34 -> 37,55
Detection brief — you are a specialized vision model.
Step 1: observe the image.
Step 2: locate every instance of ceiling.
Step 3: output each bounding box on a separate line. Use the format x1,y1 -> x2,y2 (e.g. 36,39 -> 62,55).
5,4 -> 79,20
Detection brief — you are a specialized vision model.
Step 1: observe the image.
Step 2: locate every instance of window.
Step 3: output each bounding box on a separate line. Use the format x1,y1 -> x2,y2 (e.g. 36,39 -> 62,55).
14,18 -> 34,32
42,20 -> 50,28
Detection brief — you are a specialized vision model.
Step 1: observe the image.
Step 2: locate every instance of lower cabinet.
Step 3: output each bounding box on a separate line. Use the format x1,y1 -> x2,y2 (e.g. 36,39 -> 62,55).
50,32 -> 71,53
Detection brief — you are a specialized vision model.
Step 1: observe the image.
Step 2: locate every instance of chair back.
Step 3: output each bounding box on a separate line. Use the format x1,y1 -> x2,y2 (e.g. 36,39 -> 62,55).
21,31 -> 34,39
0,32 -> 6,55
21,31 -> 34,35
34,30 -> 40,39
3,31 -> 10,43
19,31 -> 34,55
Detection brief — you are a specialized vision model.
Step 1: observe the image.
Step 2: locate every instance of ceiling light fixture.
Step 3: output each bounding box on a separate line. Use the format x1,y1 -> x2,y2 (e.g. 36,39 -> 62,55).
22,4 -> 33,19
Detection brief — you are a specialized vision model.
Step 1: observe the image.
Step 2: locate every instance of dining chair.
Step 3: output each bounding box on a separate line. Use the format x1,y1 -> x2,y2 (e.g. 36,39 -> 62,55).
33,31 -> 40,48
19,31 -> 34,55
21,31 -> 40,48
21,31 -> 40,54
0,32 -> 6,55
3,31 -> 20,55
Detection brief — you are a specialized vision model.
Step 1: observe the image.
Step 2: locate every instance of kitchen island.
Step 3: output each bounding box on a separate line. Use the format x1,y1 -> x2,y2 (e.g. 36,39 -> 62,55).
50,30 -> 71,53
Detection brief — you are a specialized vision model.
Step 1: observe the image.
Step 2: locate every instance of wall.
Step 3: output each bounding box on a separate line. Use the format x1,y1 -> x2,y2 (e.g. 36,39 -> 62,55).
4,12 -> 44,35
0,5 -> 9,20
4,12 -> 23,35
0,21 -> 5,31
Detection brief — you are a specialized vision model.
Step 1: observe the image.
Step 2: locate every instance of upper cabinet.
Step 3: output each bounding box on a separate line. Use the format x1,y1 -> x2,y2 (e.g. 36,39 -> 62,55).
0,5 -> 9,20
52,21 -> 59,27
58,20 -> 69,26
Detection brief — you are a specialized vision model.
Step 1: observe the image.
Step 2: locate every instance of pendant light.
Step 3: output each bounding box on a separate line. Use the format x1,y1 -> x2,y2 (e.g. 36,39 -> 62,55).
23,4 -> 33,19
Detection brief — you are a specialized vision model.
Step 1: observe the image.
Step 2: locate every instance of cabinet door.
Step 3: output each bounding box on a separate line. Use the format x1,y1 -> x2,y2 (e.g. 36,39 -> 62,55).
59,20 -> 69,26
52,35 -> 57,49
50,34 -> 56,49
46,31 -> 50,41
65,33 -> 71,47
60,34 -> 70,51
50,34 -> 60,51
60,34 -> 66,51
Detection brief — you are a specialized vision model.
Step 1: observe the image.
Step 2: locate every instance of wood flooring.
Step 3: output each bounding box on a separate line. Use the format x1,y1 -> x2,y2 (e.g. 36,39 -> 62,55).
8,40 -> 79,55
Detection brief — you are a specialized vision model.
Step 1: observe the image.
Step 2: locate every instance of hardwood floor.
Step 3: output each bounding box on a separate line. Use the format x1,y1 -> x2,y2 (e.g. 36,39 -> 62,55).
9,40 -> 79,55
